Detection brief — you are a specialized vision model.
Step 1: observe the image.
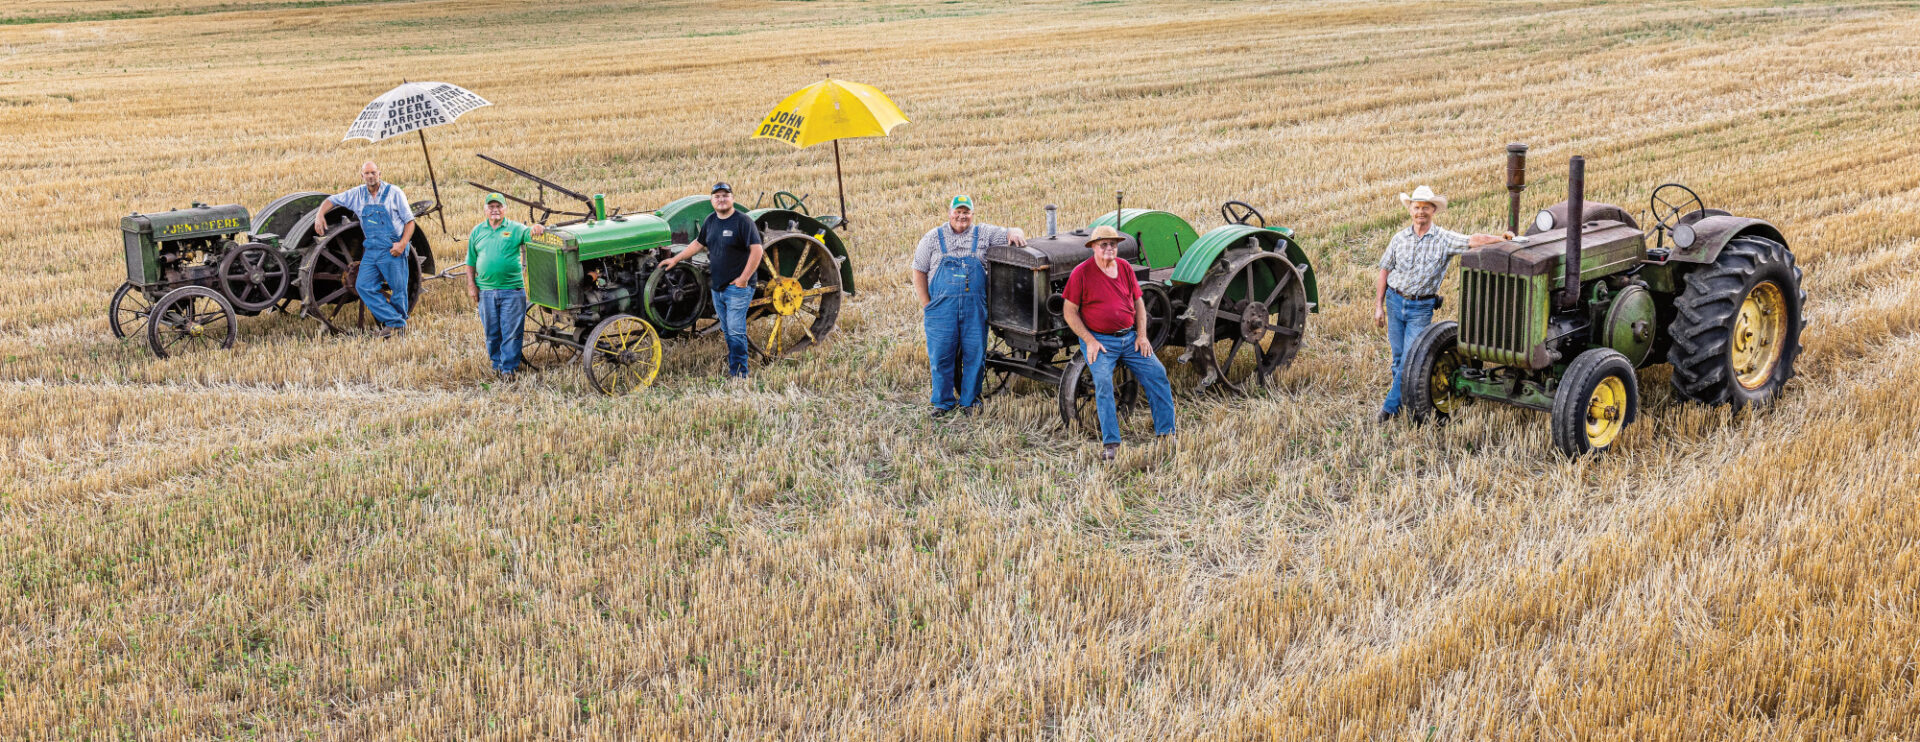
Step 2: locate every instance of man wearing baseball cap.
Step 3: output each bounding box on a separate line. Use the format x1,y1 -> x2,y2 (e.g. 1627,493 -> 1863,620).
466,192 -> 545,378
1373,185 -> 1509,421
661,182 -> 763,379
912,194 -> 1027,417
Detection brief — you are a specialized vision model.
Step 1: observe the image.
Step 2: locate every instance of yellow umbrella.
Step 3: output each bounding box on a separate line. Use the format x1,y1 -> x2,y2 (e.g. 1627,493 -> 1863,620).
753,77 -> 910,230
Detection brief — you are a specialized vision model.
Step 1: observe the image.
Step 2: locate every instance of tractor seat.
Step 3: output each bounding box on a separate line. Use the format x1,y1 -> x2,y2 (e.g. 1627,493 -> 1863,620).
816,215 -> 844,231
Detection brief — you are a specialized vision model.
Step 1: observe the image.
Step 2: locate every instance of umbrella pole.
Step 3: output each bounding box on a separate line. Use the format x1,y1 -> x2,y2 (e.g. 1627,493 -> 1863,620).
417,128 -> 448,233
833,139 -> 849,231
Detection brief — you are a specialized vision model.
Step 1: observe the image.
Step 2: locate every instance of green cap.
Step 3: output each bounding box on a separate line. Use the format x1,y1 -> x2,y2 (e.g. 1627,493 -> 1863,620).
949,194 -> 974,211
485,192 -> 507,206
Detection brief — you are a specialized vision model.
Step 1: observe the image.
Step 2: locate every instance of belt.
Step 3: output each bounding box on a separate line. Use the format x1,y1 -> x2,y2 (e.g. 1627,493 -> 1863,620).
1391,287 -> 1438,302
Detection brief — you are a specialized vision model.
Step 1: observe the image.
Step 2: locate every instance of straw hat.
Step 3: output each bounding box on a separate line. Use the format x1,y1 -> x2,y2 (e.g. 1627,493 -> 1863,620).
1398,185 -> 1448,211
1087,225 -> 1125,247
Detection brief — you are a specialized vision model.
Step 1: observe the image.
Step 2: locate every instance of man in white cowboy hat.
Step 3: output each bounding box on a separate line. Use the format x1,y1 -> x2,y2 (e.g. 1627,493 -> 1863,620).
1063,225 -> 1177,461
1373,185 -> 1511,422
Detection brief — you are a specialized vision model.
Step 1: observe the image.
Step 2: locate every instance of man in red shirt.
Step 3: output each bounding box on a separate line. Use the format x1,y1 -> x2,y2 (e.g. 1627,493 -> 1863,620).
1062,225 -> 1177,460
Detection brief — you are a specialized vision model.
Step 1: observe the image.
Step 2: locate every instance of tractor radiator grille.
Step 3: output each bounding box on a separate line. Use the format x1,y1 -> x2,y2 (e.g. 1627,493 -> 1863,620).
525,246 -> 566,309
1460,268 -> 1537,368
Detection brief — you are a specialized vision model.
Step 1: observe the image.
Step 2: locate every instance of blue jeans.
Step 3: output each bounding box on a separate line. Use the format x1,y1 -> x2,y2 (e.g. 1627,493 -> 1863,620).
924,294 -> 987,410
357,246 -> 411,328
711,284 -> 753,378
1382,290 -> 1437,415
478,288 -> 527,374
1081,330 -> 1177,446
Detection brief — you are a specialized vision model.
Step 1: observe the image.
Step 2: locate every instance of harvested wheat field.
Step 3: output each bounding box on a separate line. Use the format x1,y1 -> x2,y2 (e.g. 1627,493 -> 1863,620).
4,0 -> 1920,738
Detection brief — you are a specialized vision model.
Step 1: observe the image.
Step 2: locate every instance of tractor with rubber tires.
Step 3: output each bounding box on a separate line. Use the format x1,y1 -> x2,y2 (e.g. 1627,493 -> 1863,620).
1404,145 -> 1806,455
982,198 -> 1319,433
474,155 -> 852,395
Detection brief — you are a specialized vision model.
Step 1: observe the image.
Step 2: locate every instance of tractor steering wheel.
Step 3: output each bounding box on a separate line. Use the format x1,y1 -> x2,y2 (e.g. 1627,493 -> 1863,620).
1220,200 -> 1265,227
772,191 -> 810,216
1649,183 -> 1705,234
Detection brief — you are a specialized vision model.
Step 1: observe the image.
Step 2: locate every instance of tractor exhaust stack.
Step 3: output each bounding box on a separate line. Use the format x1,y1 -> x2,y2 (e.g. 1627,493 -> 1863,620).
1505,143 -> 1528,235
1562,155 -> 1585,311
1045,204 -> 1058,238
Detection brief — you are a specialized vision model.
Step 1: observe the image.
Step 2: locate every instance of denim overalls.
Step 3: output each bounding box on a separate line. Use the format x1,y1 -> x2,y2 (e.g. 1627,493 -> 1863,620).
924,226 -> 988,410
354,186 -> 411,329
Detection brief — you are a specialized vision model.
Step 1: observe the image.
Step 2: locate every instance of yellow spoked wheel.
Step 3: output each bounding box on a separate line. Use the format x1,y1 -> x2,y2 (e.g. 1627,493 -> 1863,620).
1430,348 -> 1467,415
1732,280 -> 1788,391
747,232 -> 842,361
582,313 -> 662,396
1584,376 -> 1628,449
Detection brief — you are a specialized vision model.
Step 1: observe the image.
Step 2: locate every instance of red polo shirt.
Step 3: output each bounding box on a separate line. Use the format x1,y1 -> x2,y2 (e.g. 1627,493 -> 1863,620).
1062,258 -> 1141,334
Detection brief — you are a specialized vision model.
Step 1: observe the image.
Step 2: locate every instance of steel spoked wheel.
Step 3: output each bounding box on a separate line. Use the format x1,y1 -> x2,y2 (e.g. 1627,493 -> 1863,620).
298,221 -> 371,334
521,306 -> 579,372
110,282 -> 154,339
1057,352 -> 1140,435
583,314 -> 662,396
642,261 -> 709,336
1185,250 -> 1308,394
218,243 -> 292,313
145,286 -> 238,359
1140,282 -> 1176,350
1551,348 -> 1638,456
748,232 -> 842,361
1732,281 -> 1788,391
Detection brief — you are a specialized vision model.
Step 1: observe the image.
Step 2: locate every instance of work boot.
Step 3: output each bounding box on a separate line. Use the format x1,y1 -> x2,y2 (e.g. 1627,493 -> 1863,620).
1100,443 -> 1119,462
1375,409 -> 1395,424
931,406 -> 956,420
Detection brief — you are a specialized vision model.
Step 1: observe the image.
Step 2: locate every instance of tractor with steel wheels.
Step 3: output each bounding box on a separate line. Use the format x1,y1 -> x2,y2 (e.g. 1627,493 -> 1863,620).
111,195 -> 440,357
982,197 -> 1319,433
475,155 -> 851,395
1403,144 -> 1805,455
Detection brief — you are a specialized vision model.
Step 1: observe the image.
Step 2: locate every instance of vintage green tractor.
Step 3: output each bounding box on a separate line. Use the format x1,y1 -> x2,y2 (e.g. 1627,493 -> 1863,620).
983,197 -> 1319,431
113,195 -> 439,357
474,155 -> 851,395
1404,145 -> 1806,455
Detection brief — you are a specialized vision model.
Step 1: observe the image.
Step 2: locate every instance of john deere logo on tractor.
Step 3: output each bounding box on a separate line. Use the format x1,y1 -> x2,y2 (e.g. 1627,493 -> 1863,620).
160,217 -> 241,236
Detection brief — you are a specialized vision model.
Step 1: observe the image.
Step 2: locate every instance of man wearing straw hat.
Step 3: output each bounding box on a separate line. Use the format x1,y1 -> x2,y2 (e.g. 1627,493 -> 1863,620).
1373,185 -> 1511,422
1063,225 -> 1177,461
912,195 -> 1026,417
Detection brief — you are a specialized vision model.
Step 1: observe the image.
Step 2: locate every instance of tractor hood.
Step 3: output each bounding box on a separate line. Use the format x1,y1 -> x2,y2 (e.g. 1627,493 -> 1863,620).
1463,221 -> 1645,287
985,228 -> 1139,279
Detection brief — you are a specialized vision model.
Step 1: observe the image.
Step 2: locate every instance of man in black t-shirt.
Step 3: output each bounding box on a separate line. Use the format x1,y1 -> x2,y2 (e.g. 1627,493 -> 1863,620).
660,182 -> 764,378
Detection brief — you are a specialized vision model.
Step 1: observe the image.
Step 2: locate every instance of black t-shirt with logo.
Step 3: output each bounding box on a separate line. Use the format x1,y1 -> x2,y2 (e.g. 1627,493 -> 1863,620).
700,210 -> 762,291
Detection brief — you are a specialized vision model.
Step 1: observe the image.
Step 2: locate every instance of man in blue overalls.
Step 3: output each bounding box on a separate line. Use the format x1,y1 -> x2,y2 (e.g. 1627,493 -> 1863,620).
912,195 -> 1026,417
315,161 -> 418,338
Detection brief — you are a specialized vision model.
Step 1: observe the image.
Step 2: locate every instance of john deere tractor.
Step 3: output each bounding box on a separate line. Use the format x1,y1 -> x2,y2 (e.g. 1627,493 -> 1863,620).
1405,145 -> 1806,455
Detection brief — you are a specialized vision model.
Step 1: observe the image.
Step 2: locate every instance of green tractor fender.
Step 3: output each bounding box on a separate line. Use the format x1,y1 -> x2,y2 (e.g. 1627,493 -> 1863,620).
1170,224 -> 1319,311
750,208 -> 856,296
1088,209 -> 1199,271
1670,214 -> 1787,265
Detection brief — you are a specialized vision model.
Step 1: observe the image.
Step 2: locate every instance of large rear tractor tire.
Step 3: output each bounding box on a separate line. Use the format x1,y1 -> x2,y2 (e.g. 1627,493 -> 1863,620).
1551,348 -> 1638,457
1668,235 -> 1805,409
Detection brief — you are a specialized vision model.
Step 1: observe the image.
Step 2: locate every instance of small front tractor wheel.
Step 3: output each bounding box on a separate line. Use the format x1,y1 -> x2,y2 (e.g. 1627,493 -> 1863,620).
1058,351 -> 1140,436
583,314 -> 662,396
1668,235 -> 1805,409
1551,348 -> 1639,456
146,286 -> 239,359
1404,320 -> 1476,424
109,282 -> 153,339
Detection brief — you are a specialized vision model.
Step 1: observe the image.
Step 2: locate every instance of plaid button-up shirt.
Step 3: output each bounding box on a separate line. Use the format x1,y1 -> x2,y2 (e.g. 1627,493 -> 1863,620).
1377,224 -> 1472,297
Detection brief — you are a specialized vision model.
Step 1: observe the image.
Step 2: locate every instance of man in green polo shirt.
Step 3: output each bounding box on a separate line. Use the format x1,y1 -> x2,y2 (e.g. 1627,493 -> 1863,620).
466,193 -> 544,378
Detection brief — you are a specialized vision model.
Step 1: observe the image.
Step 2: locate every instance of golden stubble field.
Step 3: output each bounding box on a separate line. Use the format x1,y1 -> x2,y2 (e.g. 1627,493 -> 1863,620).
4,0 -> 1920,738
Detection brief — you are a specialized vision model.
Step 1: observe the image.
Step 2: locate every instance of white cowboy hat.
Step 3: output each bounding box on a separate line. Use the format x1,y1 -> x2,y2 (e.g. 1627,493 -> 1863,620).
1398,185 -> 1448,211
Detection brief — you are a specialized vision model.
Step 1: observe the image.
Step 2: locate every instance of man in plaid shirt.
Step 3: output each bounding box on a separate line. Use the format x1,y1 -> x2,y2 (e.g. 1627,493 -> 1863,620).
1374,185 -> 1511,422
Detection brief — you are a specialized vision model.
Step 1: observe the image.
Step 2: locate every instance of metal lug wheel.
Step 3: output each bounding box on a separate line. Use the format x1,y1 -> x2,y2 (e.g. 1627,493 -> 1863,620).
218,242 -> 292,313
1057,352 -> 1140,435
583,314 -> 662,396
146,286 -> 238,359
109,282 -> 154,339
1184,250 -> 1308,394
747,231 -> 842,361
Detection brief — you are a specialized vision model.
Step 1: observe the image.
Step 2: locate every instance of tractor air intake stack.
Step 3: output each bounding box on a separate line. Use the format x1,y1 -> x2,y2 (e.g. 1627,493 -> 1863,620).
1505,143 -> 1528,235
1562,156 -> 1585,311
1045,204 -> 1058,238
